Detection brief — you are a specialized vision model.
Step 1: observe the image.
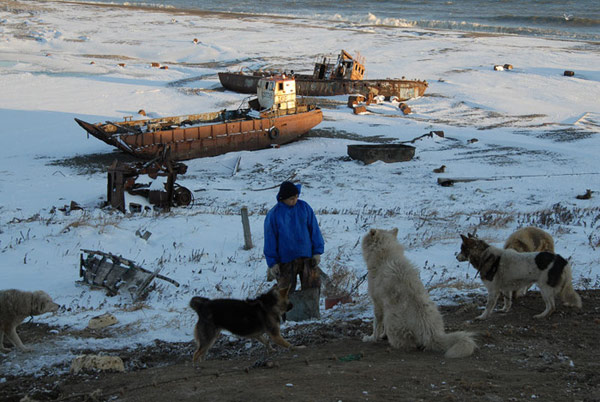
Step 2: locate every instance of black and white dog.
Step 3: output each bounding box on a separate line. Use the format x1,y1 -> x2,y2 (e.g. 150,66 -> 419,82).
457,234 -> 581,319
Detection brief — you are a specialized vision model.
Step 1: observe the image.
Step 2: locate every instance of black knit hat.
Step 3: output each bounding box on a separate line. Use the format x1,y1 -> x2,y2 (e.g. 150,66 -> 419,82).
277,181 -> 299,201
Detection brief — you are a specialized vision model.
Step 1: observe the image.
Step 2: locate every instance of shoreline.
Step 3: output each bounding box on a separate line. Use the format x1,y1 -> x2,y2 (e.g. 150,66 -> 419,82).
37,0 -> 296,21
10,0 -> 597,44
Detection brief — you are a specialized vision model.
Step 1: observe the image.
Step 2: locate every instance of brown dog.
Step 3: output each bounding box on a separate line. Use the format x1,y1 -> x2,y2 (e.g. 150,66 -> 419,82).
0,289 -> 60,352
504,226 -> 555,298
504,226 -> 555,253
189,286 -> 293,362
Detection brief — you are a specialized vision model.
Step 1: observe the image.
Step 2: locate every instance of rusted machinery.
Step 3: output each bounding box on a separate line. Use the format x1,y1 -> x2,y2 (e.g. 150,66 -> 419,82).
107,151 -> 192,213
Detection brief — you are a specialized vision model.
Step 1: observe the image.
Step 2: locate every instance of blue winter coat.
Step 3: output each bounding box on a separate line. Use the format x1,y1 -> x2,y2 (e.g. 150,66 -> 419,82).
264,187 -> 324,268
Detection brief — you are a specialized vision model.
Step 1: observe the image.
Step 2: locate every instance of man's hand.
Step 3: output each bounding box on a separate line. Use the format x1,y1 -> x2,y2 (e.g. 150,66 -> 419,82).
267,264 -> 280,281
310,254 -> 321,267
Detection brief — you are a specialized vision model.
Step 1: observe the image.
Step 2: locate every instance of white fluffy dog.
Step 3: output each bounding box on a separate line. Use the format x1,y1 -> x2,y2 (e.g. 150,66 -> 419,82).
362,228 -> 476,358
0,289 -> 59,352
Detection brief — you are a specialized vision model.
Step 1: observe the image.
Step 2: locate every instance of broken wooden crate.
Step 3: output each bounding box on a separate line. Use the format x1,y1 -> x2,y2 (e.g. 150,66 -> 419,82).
79,249 -> 179,300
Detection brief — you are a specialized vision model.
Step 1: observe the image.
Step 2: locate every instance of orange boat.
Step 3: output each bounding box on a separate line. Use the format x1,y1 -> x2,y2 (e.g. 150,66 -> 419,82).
75,76 -> 322,161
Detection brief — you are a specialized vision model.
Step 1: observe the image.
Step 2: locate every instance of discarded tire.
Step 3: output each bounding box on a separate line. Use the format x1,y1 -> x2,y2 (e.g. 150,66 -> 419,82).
174,186 -> 192,206
268,127 -> 280,139
564,70 -> 575,76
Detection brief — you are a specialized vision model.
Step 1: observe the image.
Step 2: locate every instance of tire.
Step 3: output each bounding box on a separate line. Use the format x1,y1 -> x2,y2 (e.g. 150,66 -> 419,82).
268,127 -> 280,140
174,186 -> 192,206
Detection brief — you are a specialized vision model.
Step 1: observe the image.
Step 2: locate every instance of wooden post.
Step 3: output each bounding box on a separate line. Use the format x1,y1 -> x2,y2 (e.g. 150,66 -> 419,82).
241,206 -> 253,250
232,155 -> 241,176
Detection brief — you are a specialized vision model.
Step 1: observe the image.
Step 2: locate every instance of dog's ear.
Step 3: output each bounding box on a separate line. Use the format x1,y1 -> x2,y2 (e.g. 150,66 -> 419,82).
460,234 -> 468,242
391,228 -> 399,237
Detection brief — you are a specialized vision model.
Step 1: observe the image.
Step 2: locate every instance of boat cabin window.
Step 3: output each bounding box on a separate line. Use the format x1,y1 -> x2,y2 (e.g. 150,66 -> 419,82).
278,82 -> 284,91
265,82 -> 269,89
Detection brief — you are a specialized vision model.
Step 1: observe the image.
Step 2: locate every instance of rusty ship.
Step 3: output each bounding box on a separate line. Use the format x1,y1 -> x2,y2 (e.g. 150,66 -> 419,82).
75,76 -> 322,162
218,50 -> 428,101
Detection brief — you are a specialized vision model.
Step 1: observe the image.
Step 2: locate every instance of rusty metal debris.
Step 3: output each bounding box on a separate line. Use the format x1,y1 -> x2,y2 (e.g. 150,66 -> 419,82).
494,64 -> 514,71
353,105 -> 367,114
347,144 -> 415,164
576,189 -> 592,200
348,94 -> 376,113
397,131 -> 444,144
399,102 -> 412,115
79,249 -> 180,300
347,95 -> 365,107
107,149 -> 192,213
135,229 -> 152,241
57,200 -> 83,213
437,173 -> 600,187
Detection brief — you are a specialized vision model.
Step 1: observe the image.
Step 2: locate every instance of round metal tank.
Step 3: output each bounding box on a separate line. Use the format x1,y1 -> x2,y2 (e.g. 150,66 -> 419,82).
347,144 -> 415,164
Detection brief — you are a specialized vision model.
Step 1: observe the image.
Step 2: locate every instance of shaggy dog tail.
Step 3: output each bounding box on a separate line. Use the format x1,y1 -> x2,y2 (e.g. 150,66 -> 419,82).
437,331 -> 477,358
559,265 -> 582,308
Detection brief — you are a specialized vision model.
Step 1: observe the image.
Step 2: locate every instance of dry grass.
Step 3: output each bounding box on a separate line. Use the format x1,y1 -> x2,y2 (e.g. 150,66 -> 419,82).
427,279 -> 480,293
323,247 -> 358,298
61,214 -> 122,234
516,203 -> 600,228
119,302 -> 151,312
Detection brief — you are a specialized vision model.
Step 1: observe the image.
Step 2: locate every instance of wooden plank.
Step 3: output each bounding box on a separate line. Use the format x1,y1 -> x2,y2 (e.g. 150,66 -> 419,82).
241,206 -> 253,250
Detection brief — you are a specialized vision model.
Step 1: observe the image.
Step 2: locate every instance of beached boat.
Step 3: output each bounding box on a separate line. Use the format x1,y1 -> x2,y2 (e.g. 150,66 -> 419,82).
75,76 -> 322,161
218,50 -> 428,100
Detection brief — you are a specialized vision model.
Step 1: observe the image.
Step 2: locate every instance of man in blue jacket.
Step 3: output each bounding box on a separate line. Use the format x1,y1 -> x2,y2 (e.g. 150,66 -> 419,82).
264,181 -> 324,319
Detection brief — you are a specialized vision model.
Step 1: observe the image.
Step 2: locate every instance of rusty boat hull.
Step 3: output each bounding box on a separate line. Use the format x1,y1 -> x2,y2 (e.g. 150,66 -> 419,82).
75,106 -> 323,161
218,72 -> 428,101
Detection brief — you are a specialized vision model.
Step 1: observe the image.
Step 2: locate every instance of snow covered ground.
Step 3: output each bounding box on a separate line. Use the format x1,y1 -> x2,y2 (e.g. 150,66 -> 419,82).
0,0 -> 598,376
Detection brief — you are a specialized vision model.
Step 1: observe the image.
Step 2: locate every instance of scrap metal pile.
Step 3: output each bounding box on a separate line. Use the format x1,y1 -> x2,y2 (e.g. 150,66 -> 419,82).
107,151 -> 192,213
79,249 -> 180,300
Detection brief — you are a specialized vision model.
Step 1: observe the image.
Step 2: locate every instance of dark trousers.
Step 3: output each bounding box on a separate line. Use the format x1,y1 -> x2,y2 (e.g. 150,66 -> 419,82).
277,257 -> 321,292
277,257 -> 321,320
